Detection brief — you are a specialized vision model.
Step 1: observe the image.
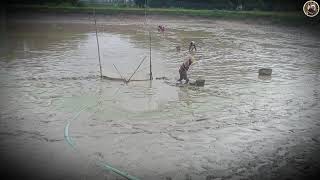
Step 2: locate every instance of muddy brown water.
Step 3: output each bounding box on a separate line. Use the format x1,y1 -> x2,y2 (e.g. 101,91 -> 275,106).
0,13 -> 320,180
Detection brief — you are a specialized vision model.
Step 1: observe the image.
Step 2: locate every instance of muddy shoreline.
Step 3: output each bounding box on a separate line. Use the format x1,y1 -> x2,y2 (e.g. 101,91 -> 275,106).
5,5 -> 320,28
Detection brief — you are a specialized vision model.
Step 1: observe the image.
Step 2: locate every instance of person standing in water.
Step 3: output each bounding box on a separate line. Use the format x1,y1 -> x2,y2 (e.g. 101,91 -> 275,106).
178,57 -> 194,84
158,25 -> 165,32
176,45 -> 181,52
189,41 -> 197,52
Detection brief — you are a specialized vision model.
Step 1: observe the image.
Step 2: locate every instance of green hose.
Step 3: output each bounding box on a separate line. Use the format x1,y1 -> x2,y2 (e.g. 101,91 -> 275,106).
64,99 -> 141,180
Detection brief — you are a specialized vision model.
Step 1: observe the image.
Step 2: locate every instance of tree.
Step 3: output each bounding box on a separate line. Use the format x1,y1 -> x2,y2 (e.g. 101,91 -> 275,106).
134,0 -> 145,7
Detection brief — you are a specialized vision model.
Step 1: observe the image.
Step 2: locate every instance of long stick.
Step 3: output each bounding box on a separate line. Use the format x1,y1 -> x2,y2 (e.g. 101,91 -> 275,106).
94,9 -> 103,78
145,0 -> 152,81
144,0 -> 147,25
149,31 -> 153,80
112,64 -> 126,82
127,56 -> 147,83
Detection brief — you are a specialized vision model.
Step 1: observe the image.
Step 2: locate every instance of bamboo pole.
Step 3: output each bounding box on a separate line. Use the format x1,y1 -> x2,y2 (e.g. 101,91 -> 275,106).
149,31 -> 153,80
93,9 -> 103,78
112,64 -> 126,82
127,56 -> 147,83
144,0 -> 147,25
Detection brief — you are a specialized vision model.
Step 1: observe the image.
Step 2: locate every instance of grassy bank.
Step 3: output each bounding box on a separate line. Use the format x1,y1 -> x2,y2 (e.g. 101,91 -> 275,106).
7,4 -> 318,26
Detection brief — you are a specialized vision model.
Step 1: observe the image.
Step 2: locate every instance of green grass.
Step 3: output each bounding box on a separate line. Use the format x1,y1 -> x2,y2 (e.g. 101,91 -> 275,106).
8,4 -> 315,26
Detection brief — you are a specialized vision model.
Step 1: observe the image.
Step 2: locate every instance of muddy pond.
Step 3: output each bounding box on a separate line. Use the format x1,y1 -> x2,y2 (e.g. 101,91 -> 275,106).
0,13 -> 320,180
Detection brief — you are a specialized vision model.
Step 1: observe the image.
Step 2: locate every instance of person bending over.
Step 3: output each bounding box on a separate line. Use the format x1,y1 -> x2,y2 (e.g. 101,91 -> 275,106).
189,41 -> 197,52
178,57 -> 194,84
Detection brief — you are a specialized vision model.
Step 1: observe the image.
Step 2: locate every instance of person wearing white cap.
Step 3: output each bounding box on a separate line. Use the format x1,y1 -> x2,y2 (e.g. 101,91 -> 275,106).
189,41 -> 197,52
178,57 -> 195,84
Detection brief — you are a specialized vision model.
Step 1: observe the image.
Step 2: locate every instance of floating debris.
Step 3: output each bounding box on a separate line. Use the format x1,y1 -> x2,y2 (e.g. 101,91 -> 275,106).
155,76 -> 170,80
258,68 -> 272,76
195,118 -> 209,122
189,79 -> 205,87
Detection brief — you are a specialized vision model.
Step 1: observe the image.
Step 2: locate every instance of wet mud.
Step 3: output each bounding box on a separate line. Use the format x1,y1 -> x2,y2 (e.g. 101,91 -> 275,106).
0,13 -> 320,180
